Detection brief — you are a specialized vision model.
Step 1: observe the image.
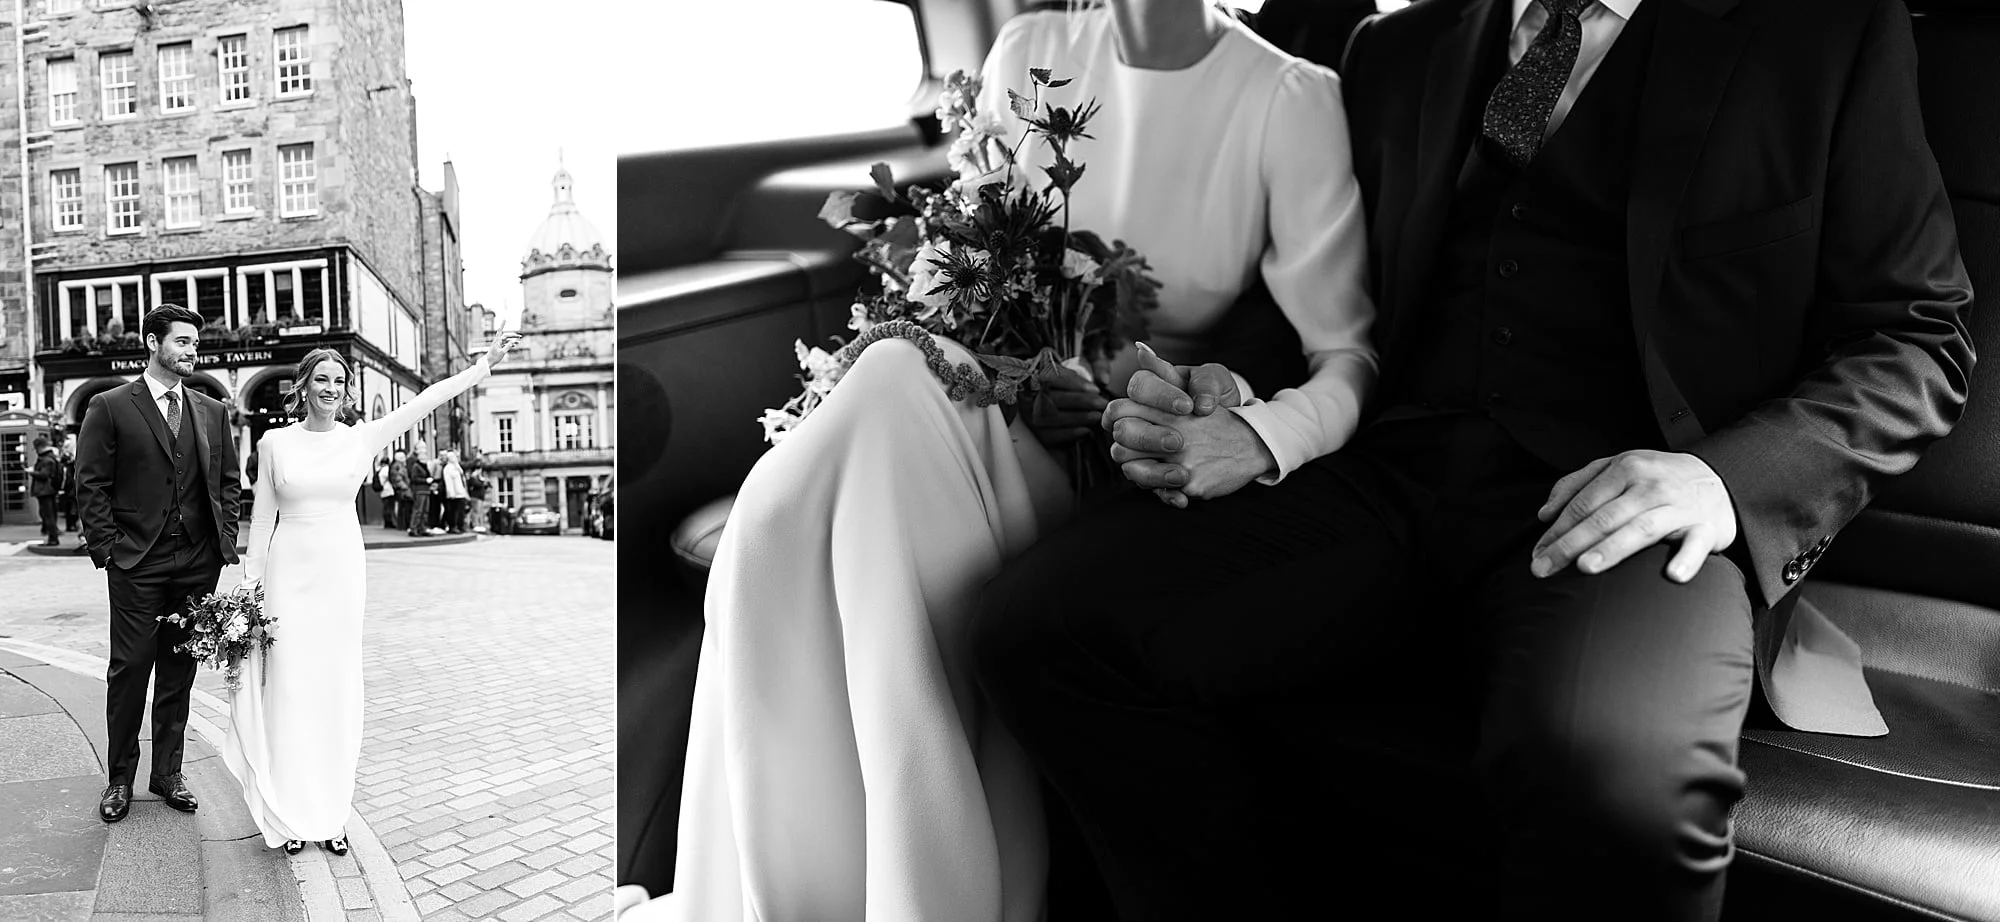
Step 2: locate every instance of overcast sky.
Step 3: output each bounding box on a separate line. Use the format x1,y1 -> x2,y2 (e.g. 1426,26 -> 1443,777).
403,2 -> 621,325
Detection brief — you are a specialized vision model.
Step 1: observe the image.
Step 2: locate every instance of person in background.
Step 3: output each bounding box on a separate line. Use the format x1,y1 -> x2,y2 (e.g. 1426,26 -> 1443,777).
387,448 -> 412,531
30,437 -> 63,547
440,451 -> 468,534
60,436 -> 80,533
404,444 -> 433,537
372,453 -> 396,529
464,453 -> 491,534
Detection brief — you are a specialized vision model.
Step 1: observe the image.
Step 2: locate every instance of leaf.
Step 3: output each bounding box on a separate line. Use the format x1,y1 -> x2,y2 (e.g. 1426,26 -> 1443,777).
819,190 -> 863,229
1046,77 -> 1072,88
1029,67 -> 1053,86
1007,89 -> 1036,119
869,162 -> 900,203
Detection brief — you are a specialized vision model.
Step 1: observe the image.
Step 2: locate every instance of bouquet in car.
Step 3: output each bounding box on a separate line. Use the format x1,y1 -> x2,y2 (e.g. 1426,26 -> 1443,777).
159,582 -> 276,693
759,67 -> 1161,492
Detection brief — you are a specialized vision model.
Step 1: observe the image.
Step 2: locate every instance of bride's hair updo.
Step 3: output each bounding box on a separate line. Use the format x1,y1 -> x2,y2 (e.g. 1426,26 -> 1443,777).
284,348 -> 360,422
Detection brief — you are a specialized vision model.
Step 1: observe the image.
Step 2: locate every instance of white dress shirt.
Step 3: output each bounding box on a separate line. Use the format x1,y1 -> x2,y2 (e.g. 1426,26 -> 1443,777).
1509,0 -> 1644,140
142,372 -> 188,427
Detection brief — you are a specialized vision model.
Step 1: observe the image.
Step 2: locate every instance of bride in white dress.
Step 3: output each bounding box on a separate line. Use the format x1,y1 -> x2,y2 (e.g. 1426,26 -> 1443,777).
224,332 -> 522,854
625,1 -> 1377,919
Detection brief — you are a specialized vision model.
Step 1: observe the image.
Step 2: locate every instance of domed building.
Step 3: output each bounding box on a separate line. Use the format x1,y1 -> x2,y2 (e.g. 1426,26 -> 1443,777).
473,163 -> 615,532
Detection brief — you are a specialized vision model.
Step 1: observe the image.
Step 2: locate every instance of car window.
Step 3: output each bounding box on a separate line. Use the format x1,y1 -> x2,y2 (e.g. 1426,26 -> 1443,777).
633,0 -> 923,153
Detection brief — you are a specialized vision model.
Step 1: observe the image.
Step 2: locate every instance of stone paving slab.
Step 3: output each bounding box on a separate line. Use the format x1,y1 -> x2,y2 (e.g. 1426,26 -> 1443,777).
0,889 -> 94,921
0,774 -> 106,897
92,802 -> 204,915
0,714 -> 101,783
200,838 -> 306,922
6,663 -> 114,773
0,672 -> 63,717
182,753 -> 261,844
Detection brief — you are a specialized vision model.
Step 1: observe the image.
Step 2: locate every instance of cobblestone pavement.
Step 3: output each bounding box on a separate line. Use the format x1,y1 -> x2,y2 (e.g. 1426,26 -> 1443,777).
0,534 -> 615,921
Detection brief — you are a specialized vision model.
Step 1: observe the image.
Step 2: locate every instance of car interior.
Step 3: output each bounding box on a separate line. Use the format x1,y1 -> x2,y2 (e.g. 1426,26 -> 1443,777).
618,0 -> 1999,917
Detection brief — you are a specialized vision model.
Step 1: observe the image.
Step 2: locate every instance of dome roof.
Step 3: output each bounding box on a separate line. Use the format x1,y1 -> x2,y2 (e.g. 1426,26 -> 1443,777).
521,164 -> 612,278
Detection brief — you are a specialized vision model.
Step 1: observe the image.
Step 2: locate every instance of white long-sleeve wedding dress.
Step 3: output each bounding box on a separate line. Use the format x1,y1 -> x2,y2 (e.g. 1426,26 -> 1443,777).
633,7 -> 1376,921
223,361 -> 492,847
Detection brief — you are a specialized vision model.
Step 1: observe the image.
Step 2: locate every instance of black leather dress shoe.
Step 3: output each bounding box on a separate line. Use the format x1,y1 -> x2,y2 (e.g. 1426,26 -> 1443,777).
149,773 -> 199,812
100,783 -> 132,823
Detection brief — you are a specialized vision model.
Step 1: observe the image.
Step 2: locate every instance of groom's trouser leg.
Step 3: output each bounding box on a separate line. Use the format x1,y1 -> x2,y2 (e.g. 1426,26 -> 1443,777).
105,534 -> 221,785
972,451 -> 1418,921
1469,538 -> 1754,922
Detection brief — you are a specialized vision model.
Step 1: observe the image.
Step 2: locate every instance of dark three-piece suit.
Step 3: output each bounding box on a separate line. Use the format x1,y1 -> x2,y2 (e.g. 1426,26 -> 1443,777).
973,1 -> 1974,920
76,379 -> 242,792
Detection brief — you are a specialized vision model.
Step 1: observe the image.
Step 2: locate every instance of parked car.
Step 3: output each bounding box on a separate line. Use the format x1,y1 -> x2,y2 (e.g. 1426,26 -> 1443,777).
511,504 -> 562,536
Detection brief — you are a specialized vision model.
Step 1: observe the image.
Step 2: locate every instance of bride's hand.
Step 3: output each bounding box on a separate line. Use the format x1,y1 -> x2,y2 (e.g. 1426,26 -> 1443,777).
1023,367 -> 1108,446
482,331 -> 524,368
1110,344 -> 1248,507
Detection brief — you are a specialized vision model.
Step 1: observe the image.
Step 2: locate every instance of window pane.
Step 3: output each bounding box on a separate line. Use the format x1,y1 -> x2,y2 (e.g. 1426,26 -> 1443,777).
50,169 -> 83,229
101,51 -> 136,118
119,282 -> 144,331
629,0 -> 921,153
301,268 -> 325,324
243,273 -> 267,323
105,163 -> 141,231
47,59 -> 77,124
223,149 -> 254,212
279,143 -> 317,215
274,271 -> 298,320
275,26 -> 312,95
93,286 -> 116,336
195,276 -> 229,325
164,156 -> 200,226
219,34 -> 251,103
159,43 -> 195,112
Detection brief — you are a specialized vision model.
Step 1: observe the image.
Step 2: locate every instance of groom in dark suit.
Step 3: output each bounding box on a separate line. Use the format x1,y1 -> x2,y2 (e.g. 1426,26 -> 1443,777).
973,1 -> 1974,920
76,304 -> 243,823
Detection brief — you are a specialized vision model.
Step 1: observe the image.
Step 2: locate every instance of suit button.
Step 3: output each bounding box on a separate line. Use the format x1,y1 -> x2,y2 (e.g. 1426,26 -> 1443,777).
1510,202 -> 1530,221
1492,326 -> 1513,345
1497,259 -> 1520,279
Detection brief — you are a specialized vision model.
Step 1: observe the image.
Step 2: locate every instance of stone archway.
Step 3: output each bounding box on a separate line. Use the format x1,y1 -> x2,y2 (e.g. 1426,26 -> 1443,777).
63,377 -> 135,426
240,368 -> 295,445
183,372 -> 229,405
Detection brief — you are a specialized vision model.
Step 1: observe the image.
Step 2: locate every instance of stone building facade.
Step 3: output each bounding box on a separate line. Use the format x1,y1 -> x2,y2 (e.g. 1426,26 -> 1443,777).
475,165 -> 614,532
0,0 -> 468,525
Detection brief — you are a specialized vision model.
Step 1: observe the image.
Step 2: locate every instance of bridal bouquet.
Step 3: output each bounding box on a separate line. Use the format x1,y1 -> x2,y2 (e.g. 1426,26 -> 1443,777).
760,67 -> 1160,490
160,582 -> 276,693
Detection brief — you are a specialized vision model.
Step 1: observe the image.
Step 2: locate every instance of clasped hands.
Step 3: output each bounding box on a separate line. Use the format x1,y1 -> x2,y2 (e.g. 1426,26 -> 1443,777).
1100,343 -> 1276,509
1100,343 -> 1739,582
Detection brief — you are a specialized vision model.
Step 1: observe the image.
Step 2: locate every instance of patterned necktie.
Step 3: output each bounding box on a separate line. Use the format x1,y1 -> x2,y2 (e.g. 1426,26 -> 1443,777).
164,390 -> 181,438
1481,0 -> 1588,170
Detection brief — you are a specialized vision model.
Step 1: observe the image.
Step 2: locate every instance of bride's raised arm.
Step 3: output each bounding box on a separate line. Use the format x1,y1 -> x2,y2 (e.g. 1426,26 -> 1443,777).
359,332 -> 523,459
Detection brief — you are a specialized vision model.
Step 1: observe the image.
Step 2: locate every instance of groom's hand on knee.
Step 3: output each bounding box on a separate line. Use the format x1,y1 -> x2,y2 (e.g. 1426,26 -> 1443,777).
1531,451 -> 1739,583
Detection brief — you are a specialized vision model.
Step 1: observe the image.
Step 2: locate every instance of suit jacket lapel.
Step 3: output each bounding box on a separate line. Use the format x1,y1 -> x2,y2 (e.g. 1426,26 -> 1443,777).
1391,0 -> 1509,339
128,380 -> 174,459
1625,0 -> 1749,447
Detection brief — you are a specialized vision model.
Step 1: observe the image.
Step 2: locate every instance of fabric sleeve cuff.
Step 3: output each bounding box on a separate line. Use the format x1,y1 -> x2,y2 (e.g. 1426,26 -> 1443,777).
1227,399 -> 1301,486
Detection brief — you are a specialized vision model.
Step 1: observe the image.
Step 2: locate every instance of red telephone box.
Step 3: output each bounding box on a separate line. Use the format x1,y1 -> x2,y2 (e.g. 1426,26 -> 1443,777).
0,411 -> 62,526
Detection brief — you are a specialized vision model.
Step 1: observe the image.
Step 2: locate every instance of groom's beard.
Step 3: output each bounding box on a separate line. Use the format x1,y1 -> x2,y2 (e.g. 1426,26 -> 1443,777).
153,352 -> 195,377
